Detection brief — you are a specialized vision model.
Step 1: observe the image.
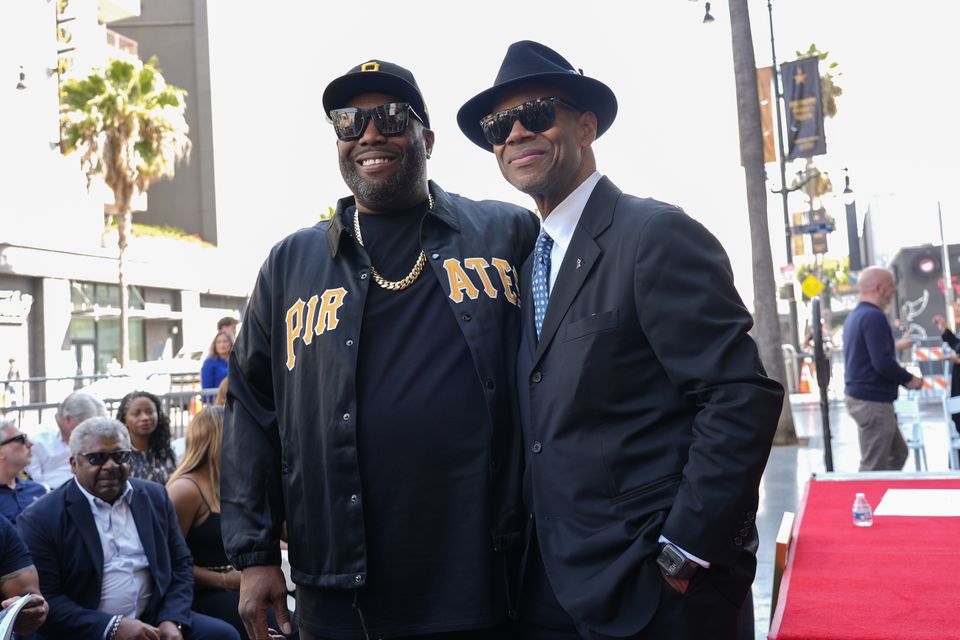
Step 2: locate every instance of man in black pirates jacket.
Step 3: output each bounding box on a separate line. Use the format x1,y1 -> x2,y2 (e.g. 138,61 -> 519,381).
458,41 -> 784,640
222,60 -> 539,640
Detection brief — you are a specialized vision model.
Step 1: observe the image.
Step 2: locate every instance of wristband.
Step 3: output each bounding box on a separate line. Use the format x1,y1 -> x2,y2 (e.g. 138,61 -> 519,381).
107,615 -> 123,640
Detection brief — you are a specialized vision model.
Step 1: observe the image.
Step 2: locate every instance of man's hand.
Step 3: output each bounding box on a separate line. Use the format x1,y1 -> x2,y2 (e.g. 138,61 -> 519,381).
659,568 -> 691,594
933,315 -> 949,333
2,593 -> 48,635
906,375 -> 924,390
116,617 -> 161,640
158,620 -> 183,640
238,565 -> 293,640
895,336 -> 913,351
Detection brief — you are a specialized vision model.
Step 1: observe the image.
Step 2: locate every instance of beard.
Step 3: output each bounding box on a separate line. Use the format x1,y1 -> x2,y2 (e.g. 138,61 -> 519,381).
339,140 -> 429,211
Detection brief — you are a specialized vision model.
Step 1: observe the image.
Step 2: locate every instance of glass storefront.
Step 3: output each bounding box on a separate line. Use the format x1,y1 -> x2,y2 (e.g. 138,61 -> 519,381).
69,282 -> 146,374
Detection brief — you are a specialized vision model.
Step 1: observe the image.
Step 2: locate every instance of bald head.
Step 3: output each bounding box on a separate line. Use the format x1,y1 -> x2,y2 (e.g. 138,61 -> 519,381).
858,266 -> 895,309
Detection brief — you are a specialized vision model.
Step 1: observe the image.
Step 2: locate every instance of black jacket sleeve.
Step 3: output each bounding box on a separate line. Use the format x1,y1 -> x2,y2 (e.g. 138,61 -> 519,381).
222,251 -> 285,569
942,328 -> 960,352
634,209 -> 784,566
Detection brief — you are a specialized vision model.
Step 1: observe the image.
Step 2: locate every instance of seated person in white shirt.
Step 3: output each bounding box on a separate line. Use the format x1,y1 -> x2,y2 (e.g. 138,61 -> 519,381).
17,417 -> 242,640
25,392 -> 107,489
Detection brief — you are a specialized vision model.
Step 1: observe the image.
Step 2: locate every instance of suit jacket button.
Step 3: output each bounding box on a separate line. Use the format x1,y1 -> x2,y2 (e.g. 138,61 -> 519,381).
531,441 -> 543,454
531,371 -> 543,383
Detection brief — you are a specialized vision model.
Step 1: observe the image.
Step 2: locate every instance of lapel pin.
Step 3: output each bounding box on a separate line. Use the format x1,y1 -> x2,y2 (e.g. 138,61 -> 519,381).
576,258 -> 582,269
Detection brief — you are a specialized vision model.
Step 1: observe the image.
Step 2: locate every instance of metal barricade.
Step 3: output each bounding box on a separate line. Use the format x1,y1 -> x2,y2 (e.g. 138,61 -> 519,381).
1,374 -> 212,442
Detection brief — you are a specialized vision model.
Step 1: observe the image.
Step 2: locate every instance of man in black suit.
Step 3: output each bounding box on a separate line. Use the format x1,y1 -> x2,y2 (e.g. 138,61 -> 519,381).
458,41 -> 784,640
18,417 -> 240,640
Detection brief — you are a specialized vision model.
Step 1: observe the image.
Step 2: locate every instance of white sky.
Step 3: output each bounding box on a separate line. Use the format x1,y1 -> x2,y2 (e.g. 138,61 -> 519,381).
205,1 -> 960,308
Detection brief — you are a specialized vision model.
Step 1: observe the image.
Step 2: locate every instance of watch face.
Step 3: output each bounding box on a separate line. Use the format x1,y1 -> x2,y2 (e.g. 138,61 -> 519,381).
657,545 -> 685,576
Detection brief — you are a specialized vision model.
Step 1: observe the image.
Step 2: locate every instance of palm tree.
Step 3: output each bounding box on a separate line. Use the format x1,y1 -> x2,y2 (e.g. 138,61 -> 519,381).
727,0 -> 797,444
61,56 -> 191,366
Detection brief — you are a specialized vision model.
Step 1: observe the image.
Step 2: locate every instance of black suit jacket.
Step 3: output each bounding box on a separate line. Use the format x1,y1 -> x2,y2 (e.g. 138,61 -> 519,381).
517,177 -> 784,637
18,478 -> 194,639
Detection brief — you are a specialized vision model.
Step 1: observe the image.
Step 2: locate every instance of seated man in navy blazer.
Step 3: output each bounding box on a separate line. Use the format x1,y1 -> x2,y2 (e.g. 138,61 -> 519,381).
18,417 -> 240,640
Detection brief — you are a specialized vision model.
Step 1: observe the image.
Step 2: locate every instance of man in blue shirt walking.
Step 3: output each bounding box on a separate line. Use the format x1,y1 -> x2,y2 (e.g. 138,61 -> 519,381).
844,267 -> 923,470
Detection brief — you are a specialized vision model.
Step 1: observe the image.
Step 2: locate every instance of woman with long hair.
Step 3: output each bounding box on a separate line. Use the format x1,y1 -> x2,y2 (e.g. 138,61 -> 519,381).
167,407 -> 293,639
201,331 -> 233,392
116,390 -> 177,484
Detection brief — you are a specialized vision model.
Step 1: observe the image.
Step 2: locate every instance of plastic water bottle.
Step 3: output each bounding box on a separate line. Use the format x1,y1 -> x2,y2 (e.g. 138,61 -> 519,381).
852,492 -> 873,527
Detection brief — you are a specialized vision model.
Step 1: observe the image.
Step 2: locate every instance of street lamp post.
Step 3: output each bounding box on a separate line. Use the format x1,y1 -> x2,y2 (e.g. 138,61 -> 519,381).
766,0 -> 801,352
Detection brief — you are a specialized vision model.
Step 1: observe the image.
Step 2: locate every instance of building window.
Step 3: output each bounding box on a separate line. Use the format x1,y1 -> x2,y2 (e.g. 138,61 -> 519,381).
69,281 -> 146,373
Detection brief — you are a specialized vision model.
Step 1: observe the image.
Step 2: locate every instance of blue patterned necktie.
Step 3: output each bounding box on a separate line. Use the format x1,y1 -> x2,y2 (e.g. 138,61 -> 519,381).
532,230 -> 554,338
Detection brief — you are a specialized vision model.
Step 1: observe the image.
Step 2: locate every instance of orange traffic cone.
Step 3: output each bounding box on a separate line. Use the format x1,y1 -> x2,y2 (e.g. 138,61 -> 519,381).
799,362 -> 812,394
188,394 -> 201,416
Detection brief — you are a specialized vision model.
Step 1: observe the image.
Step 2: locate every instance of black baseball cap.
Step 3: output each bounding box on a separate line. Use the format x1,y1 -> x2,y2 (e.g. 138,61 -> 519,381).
322,59 -> 430,129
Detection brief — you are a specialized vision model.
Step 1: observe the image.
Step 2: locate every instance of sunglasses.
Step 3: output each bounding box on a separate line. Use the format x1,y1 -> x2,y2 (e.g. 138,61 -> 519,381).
79,450 -> 132,466
328,102 -> 425,141
0,433 -> 28,446
479,96 -> 581,146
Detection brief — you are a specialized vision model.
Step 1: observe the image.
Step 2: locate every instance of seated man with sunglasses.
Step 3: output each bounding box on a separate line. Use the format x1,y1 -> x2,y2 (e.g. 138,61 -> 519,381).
222,59 -> 539,640
18,417 -> 240,640
458,41 -> 783,640
0,417 -> 47,524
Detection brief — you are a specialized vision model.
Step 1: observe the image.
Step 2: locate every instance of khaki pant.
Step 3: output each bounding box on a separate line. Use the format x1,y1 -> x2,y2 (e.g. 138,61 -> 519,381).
845,396 -> 908,471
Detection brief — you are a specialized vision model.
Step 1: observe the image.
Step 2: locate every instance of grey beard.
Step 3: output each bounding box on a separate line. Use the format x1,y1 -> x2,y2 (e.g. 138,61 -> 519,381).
339,143 -> 428,210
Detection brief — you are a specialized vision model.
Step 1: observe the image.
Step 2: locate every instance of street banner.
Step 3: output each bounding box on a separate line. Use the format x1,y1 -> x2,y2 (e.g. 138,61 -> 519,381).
782,57 -> 827,159
756,66 -> 777,164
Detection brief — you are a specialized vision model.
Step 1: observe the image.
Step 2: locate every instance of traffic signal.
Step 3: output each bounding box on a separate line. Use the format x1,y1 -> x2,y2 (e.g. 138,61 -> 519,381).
912,252 -> 941,279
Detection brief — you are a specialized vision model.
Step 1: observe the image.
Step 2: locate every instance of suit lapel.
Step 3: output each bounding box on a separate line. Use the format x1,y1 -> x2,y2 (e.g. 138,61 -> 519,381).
534,177 -> 621,363
65,481 -> 105,580
130,483 -> 159,586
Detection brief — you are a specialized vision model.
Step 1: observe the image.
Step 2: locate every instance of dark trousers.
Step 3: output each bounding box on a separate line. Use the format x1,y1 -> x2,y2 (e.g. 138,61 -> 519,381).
185,611 -> 243,640
518,539 -> 741,640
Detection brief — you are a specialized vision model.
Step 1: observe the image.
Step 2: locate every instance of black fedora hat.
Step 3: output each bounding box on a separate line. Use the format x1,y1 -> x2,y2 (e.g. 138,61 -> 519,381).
457,40 -> 617,151
323,59 -> 430,129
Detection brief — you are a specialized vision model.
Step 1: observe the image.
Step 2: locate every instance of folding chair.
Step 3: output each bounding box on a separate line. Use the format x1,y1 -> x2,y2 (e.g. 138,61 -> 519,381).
770,510 -> 795,630
894,395 -> 928,471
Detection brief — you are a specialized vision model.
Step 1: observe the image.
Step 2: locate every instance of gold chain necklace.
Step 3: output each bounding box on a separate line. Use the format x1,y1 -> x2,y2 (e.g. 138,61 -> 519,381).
353,193 -> 434,292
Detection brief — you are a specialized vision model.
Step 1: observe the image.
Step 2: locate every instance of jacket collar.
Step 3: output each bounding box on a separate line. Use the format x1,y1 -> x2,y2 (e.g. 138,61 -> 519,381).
326,180 -> 460,256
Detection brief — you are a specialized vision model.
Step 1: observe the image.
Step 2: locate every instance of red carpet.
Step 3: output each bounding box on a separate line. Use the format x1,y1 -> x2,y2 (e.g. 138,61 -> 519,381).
770,477 -> 960,640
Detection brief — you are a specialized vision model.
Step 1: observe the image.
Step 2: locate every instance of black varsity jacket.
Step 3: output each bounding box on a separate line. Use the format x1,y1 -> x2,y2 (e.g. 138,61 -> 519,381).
222,181 -> 539,589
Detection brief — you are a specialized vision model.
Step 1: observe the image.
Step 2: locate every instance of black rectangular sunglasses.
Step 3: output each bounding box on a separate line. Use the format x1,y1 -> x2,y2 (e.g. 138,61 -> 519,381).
80,449 -> 133,466
328,102 -> 425,141
479,96 -> 581,146
0,433 -> 28,446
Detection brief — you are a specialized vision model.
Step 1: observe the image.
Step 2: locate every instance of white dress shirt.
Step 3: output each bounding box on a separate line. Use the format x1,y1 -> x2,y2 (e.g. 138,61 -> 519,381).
74,478 -> 153,631
537,171 -> 711,570
540,171 -> 602,294
24,424 -> 73,488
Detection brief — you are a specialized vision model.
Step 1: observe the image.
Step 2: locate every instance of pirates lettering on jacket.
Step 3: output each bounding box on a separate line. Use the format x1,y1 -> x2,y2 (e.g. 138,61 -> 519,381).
442,257 -> 519,306
285,287 -> 347,370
